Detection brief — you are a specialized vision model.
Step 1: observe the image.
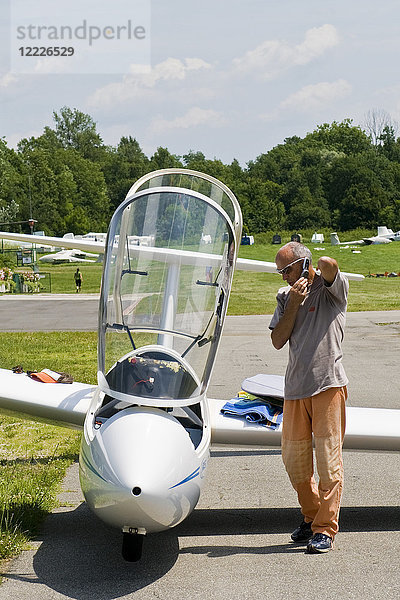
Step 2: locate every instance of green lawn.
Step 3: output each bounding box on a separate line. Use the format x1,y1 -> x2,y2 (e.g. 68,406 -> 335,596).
10,241 -> 399,313
33,262 -> 103,294
232,242 -> 400,313
0,332 -> 97,565
238,240 -> 400,276
228,271 -> 400,314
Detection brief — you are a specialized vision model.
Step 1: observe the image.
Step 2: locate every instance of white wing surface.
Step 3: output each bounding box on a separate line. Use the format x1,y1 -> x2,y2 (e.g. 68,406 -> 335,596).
210,374 -> 400,451
0,367 -> 398,451
0,231 -> 105,253
210,402 -> 400,451
0,231 -> 364,279
0,368 -> 95,429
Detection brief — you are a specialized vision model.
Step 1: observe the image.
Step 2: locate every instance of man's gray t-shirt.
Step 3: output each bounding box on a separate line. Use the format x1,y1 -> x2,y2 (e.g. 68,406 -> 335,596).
269,271 -> 349,400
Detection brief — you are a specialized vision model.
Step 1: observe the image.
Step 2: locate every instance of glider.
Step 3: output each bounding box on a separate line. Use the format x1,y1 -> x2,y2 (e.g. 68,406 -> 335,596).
330,232 -> 391,246
1,168 -> 389,564
39,249 -> 99,263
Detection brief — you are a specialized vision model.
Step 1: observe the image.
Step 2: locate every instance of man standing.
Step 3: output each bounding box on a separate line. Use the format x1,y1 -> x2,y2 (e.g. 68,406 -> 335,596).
269,242 -> 348,554
74,268 -> 82,293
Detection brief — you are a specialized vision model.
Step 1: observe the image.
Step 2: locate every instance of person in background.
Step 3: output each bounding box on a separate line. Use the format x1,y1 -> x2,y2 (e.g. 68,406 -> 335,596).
74,268 -> 82,293
269,242 -> 348,554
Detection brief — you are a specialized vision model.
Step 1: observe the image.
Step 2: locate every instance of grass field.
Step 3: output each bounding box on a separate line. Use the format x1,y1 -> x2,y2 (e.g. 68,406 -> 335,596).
238,240 -> 400,276
0,333 -> 97,566
231,241 -> 400,313
0,238 -> 399,567
5,239 -> 399,313
5,239 -> 400,315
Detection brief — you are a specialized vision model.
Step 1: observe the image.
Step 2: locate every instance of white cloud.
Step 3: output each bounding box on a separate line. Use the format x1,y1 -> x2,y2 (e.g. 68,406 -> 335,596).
0,73 -> 18,88
295,24 -> 339,65
87,57 -> 212,108
6,129 -> 42,148
280,79 -> 352,111
32,59 -> 75,74
144,57 -> 211,86
149,107 -> 226,134
232,24 -> 339,79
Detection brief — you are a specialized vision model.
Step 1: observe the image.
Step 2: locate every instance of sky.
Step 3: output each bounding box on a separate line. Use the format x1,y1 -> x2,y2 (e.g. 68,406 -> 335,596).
1,0 -> 400,165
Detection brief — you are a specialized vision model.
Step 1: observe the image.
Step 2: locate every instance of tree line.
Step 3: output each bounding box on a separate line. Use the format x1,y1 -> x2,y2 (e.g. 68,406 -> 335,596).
1,107 -> 400,236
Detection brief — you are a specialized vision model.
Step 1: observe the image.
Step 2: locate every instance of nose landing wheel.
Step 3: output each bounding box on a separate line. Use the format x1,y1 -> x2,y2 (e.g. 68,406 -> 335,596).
122,529 -> 145,562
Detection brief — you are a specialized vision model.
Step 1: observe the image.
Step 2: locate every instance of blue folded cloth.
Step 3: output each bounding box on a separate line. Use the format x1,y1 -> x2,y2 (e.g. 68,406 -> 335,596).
220,394 -> 283,430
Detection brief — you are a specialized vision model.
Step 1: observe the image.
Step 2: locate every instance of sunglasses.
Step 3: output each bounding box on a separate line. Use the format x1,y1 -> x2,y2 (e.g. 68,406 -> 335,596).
276,257 -> 305,275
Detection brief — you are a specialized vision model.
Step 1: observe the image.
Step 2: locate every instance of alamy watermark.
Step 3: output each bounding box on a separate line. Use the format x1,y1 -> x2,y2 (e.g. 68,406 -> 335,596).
10,0 -> 151,75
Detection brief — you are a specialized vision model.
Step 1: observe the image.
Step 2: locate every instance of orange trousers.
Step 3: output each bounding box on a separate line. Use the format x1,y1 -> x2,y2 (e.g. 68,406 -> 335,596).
282,386 -> 347,540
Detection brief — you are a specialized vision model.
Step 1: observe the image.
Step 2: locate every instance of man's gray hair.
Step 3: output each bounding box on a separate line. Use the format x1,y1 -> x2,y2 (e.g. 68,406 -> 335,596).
282,242 -> 312,262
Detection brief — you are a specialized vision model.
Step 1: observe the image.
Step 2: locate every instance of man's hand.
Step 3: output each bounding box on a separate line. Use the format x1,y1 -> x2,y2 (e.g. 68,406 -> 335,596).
289,276 -> 309,305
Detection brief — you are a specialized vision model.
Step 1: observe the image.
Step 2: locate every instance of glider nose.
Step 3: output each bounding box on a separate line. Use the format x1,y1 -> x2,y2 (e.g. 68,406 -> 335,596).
80,407 -> 204,532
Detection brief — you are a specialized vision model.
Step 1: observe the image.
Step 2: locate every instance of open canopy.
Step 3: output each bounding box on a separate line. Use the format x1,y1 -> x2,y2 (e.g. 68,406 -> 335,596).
97,169 -> 242,407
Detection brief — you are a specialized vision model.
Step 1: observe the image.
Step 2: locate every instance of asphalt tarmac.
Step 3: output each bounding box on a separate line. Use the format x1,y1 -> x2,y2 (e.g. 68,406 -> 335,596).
0,296 -> 399,600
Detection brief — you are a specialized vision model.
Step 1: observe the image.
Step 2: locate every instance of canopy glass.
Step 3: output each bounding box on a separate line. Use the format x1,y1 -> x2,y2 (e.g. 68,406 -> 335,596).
98,170 -> 242,407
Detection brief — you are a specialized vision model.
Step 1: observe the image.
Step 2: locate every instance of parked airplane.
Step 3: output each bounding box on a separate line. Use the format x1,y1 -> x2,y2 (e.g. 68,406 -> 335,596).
330,232 -> 392,246
376,226 -> 400,241
63,232 -> 155,247
1,169 -> 394,564
39,249 -> 99,264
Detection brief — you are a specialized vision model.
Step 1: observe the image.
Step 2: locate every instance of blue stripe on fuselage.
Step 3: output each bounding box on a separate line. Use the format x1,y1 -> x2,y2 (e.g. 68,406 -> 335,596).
169,466 -> 200,489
